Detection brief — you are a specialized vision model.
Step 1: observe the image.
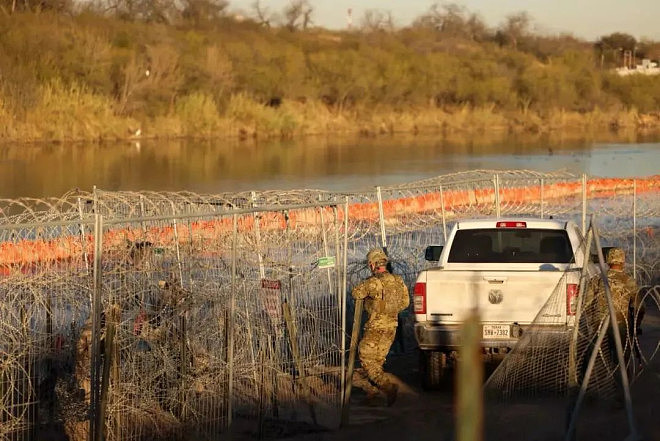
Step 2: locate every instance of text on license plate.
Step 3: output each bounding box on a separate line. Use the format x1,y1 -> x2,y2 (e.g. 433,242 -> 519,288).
483,324 -> 510,339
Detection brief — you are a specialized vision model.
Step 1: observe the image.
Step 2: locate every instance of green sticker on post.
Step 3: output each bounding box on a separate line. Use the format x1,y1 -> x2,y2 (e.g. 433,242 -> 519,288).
317,256 -> 336,269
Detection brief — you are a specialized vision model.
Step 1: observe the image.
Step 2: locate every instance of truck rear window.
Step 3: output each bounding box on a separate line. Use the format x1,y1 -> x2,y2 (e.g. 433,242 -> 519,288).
447,228 -> 574,263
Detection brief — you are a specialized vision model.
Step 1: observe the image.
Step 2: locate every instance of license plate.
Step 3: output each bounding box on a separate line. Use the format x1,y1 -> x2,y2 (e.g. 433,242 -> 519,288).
482,324 -> 510,339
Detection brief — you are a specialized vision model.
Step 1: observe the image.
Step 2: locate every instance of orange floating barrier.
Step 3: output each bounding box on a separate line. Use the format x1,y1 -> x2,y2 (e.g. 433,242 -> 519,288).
0,176 -> 658,269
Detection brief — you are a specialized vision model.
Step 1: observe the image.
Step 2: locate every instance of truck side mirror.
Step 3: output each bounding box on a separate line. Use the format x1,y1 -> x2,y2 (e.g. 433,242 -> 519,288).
425,245 -> 443,262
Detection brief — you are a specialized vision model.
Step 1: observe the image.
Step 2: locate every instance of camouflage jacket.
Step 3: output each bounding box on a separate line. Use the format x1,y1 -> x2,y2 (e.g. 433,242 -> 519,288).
352,272 -> 409,329
590,269 -> 639,320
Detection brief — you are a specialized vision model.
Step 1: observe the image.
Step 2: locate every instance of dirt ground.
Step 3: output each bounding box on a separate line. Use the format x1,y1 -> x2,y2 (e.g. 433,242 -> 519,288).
227,306 -> 659,441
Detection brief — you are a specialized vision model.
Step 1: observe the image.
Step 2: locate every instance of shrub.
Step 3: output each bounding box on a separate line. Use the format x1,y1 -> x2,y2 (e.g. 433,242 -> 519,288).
174,92 -> 221,136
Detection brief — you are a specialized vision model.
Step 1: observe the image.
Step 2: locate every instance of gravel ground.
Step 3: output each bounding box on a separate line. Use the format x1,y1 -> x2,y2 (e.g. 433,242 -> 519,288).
225,304 -> 659,441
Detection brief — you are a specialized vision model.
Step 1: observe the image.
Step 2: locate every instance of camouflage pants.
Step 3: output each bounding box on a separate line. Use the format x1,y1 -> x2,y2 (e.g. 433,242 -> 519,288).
353,325 -> 397,396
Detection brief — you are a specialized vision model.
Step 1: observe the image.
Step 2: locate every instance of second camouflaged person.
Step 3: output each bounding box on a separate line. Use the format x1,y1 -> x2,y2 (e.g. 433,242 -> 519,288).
591,247 -> 643,365
351,247 -> 409,406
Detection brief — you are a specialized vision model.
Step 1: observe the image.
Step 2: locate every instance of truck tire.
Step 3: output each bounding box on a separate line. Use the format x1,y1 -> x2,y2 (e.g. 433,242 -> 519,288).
420,350 -> 446,390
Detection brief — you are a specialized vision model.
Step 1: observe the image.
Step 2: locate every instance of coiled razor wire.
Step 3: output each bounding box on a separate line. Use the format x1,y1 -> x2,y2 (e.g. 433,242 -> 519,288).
0,170 -> 658,441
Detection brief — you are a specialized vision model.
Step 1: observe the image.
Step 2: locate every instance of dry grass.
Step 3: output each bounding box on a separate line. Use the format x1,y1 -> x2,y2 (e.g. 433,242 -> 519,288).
2,90 -> 658,144
4,80 -> 136,142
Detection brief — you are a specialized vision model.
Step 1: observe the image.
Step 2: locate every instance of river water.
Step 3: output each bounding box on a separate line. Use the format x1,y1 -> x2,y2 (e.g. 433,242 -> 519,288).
1,131 -> 658,199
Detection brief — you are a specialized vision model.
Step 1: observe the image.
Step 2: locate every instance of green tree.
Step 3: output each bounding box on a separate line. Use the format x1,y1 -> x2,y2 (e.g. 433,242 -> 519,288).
595,32 -> 637,68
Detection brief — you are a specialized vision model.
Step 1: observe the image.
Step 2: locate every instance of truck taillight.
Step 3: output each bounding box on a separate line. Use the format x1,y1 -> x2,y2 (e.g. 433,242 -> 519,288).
566,283 -> 578,315
414,282 -> 426,314
496,221 -> 527,228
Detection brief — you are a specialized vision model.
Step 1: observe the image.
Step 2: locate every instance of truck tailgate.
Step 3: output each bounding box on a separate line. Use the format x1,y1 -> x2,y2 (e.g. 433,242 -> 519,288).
424,270 -> 572,325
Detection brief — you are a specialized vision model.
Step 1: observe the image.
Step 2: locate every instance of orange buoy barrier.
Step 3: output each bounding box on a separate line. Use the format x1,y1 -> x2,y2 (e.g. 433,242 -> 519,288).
0,176 -> 658,270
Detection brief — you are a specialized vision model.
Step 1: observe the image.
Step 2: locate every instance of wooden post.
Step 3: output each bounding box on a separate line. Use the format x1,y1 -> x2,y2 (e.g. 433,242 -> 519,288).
456,309 -> 483,441
340,299 -> 363,427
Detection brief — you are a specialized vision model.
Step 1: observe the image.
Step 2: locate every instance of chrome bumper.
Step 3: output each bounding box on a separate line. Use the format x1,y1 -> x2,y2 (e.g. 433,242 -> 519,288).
414,322 -> 570,351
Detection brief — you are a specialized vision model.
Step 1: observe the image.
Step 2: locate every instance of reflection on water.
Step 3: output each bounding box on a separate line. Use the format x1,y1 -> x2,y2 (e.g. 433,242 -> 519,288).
1,131 -> 658,198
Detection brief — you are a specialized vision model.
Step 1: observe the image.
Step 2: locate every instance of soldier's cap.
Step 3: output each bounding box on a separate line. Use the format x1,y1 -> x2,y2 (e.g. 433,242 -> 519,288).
606,247 -> 625,265
366,248 -> 388,265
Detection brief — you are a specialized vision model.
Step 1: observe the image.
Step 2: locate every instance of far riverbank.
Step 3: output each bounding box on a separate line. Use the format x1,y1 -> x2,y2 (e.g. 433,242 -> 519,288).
3,95 -> 660,145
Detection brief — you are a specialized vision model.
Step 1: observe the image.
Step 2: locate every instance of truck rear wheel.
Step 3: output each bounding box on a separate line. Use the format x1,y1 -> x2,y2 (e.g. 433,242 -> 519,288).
420,350 -> 447,390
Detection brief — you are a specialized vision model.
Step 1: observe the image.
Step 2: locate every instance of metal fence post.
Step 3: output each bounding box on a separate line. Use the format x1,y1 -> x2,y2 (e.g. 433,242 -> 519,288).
228,213 -> 237,427
319,195 -> 334,294
251,191 -> 266,280
332,203 -> 343,418
633,179 -> 637,280
77,197 -> 90,274
341,198 -> 349,401
170,202 -> 189,421
540,178 -> 545,219
139,195 -> 147,234
439,185 -> 447,242
592,222 -> 638,439
494,174 -> 501,218
170,202 -> 184,284
91,213 -> 104,441
376,186 -> 387,249
581,174 -> 587,233
568,221 -> 593,388
229,203 -> 257,390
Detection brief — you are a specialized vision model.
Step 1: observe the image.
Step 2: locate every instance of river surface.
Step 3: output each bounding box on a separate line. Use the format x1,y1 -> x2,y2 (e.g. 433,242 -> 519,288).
1,132 -> 658,199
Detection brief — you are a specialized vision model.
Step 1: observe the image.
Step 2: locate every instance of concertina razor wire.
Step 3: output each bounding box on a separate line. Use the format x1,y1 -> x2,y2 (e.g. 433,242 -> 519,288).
0,170 -> 658,440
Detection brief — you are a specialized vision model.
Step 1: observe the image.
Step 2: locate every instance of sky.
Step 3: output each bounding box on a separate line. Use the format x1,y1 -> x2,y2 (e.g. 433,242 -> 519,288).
229,0 -> 660,41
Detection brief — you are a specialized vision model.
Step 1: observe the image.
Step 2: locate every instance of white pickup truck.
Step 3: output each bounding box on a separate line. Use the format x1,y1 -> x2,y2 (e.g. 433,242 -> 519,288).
413,218 -> 593,389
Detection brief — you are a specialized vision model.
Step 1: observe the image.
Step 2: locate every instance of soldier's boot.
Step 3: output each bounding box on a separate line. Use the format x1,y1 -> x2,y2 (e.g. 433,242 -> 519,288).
352,368 -> 382,405
383,383 -> 398,407
363,391 -> 382,407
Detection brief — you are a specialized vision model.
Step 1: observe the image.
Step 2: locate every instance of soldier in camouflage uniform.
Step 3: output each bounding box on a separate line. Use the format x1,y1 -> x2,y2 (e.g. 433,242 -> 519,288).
591,247 -> 642,365
352,248 -> 409,406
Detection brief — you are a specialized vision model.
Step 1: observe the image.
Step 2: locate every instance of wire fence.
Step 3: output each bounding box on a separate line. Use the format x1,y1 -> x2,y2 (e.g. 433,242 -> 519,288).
1,170 -> 658,440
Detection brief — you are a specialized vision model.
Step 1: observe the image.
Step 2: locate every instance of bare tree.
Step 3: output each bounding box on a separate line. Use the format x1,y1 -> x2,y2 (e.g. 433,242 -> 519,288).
251,0 -> 273,27
465,13 -> 488,42
360,9 -> 394,33
412,3 -> 488,40
117,44 -> 182,115
301,2 -> 312,29
283,0 -> 313,31
1,0 -> 73,14
181,0 -> 228,25
501,12 -> 531,49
